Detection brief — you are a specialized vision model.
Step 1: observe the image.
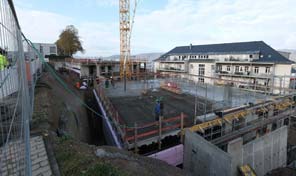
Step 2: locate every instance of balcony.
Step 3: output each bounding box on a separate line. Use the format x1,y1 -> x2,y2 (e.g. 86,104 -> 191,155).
157,67 -> 186,73
216,71 -> 273,78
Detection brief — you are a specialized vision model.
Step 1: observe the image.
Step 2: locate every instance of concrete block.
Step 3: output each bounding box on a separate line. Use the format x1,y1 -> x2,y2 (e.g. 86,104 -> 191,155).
184,130 -> 231,176
227,137 -> 243,176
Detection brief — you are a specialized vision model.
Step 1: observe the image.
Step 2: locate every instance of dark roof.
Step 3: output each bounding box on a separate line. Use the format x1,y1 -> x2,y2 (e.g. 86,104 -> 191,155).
158,41 -> 294,64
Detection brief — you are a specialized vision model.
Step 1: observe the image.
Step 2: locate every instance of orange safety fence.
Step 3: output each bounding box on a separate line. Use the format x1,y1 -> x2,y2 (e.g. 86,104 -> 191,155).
124,114 -> 187,142
125,114 -> 187,132
125,124 -> 182,142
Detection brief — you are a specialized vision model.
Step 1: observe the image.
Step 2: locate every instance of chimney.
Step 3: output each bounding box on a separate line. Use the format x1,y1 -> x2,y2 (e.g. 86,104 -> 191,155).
189,43 -> 192,50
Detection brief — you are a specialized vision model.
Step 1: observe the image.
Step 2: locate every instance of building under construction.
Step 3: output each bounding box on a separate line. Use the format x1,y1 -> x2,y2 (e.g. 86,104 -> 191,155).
48,53 -> 296,175
91,72 -> 296,175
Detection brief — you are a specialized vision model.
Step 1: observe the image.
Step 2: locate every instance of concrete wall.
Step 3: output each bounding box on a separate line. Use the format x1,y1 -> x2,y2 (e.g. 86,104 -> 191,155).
228,126 -> 288,176
184,130 -> 231,176
93,90 -> 122,148
80,65 -> 89,77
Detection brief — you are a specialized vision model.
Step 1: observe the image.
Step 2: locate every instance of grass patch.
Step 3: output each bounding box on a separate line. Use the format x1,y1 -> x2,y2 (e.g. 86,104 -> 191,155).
54,137 -> 128,176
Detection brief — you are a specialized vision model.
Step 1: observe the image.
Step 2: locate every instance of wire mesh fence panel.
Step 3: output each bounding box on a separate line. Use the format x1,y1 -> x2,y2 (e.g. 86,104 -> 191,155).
0,0 -> 42,175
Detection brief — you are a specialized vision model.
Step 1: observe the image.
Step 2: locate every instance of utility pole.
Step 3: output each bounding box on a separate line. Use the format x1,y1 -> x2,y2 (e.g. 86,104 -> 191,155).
158,115 -> 162,150
194,81 -> 198,123
204,83 -> 208,121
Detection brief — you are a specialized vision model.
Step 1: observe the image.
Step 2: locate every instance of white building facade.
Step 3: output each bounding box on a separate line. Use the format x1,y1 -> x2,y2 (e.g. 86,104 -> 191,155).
154,41 -> 294,94
27,43 -> 57,61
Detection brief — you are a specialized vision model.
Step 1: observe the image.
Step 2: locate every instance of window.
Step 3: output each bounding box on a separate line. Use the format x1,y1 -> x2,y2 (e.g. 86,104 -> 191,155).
198,64 -> 205,75
227,66 -> 231,71
40,46 -> 43,54
190,64 -> 194,69
50,46 -> 56,54
217,65 -> 222,71
240,67 -> 243,72
211,65 -> 215,71
265,67 -> 270,74
235,66 -> 239,72
249,55 -> 253,58
216,65 -> 222,72
244,66 -> 249,72
198,78 -> 205,83
254,67 -> 259,74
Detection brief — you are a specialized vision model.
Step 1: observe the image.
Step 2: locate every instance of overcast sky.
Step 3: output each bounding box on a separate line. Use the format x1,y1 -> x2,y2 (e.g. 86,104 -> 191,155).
14,0 -> 296,57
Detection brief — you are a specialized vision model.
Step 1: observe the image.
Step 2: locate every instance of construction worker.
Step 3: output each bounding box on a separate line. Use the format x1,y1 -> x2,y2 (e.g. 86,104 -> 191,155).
105,79 -> 109,88
155,99 -> 161,121
110,76 -> 115,88
0,53 -> 9,70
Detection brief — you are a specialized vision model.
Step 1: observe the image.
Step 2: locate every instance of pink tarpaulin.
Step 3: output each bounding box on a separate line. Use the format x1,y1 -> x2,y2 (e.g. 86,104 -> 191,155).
149,144 -> 183,166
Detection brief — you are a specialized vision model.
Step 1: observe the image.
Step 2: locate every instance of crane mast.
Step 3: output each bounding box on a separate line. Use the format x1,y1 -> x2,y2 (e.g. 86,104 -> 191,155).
119,0 -> 132,80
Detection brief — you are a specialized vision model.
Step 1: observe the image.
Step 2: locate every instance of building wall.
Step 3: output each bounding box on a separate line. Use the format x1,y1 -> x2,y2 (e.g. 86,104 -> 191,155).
154,61 -> 159,73
218,63 -> 273,76
227,126 -> 287,176
28,43 -> 57,59
272,64 -> 292,94
184,126 -> 288,176
158,62 -> 187,72
184,130 -> 231,176
80,65 -> 89,78
188,62 -> 215,84
154,54 -> 292,94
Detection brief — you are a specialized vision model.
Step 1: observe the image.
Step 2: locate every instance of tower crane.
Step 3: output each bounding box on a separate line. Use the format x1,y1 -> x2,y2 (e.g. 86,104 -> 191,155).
119,0 -> 138,90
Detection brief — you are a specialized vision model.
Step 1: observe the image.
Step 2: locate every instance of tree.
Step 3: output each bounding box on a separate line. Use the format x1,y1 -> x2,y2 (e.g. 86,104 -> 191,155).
56,25 -> 84,56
